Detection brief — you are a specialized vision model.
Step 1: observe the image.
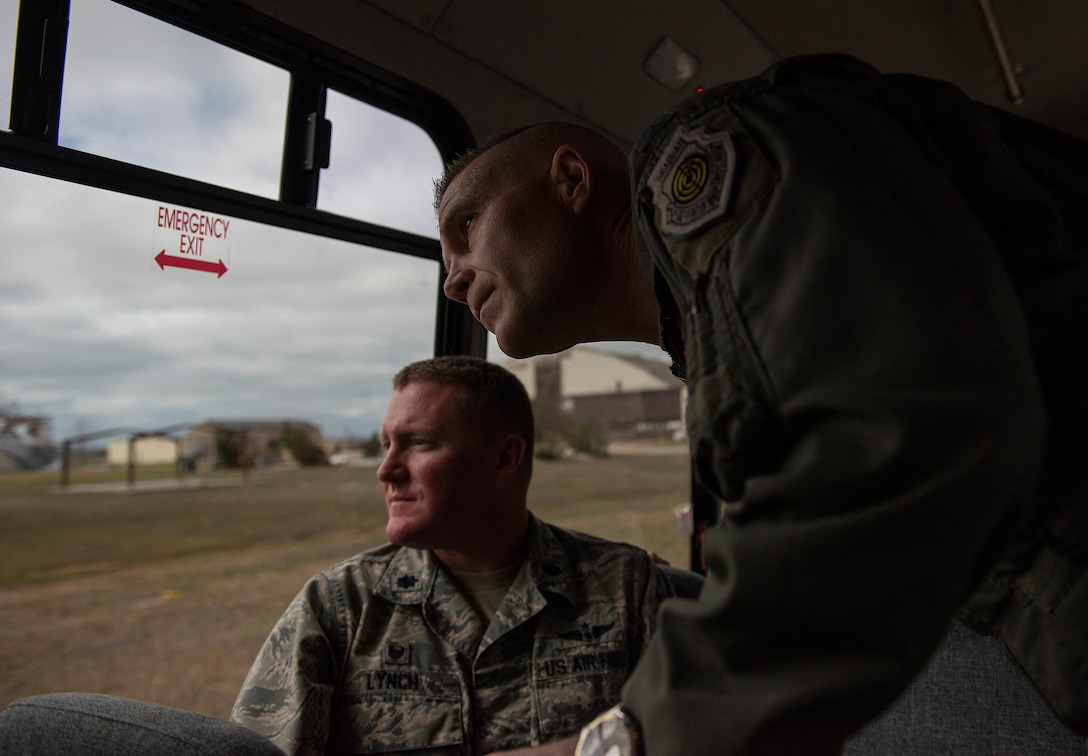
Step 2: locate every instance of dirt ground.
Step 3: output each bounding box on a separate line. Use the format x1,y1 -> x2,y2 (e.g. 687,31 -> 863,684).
0,531 -> 366,718
0,450 -> 691,720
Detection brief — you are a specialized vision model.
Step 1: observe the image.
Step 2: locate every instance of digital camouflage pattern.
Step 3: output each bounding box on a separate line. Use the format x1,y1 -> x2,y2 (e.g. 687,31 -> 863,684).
231,514 -> 671,755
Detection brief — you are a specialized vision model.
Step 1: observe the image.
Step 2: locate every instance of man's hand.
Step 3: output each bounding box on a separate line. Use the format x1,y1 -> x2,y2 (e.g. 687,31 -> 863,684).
485,734 -> 578,756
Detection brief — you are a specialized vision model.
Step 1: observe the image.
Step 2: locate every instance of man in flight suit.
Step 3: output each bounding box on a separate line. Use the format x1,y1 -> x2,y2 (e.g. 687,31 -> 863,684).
435,54 -> 1088,755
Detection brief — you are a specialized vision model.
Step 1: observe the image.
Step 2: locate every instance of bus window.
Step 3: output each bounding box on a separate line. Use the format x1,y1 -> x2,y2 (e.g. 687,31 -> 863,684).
318,89 -> 441,237
60,0 -> 288,198
1,0 -> 444,452
0,168 -> 437,447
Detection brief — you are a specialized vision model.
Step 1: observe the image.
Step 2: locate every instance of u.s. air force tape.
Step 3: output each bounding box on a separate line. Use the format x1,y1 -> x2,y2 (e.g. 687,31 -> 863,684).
650,125 -> 735,238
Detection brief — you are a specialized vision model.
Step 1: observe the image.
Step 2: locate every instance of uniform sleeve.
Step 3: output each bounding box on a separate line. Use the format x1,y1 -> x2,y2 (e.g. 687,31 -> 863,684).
231,576 -> 342,756
623,60 -> 1047,754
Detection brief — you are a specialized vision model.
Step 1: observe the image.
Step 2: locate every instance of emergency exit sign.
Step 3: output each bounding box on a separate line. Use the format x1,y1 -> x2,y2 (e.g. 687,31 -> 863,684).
153,204 -> 231,278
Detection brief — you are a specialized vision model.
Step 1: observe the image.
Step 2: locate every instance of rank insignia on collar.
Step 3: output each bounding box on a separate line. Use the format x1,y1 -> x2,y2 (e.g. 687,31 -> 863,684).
650,125 -> 735,238
396,574 -> 419,589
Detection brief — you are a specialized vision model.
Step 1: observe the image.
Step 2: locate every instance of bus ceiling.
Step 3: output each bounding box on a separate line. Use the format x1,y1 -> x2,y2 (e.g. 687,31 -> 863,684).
7,0 -> 1087,213
237,0 -> 1087,147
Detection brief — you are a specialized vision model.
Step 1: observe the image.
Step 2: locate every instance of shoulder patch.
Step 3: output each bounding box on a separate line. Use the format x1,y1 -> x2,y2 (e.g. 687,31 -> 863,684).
649,125 -> 736,238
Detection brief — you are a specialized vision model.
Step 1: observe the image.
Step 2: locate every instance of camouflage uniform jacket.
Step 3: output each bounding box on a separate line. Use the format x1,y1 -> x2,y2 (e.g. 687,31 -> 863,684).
621,54 -> 1088,754
231,514 -> 671,754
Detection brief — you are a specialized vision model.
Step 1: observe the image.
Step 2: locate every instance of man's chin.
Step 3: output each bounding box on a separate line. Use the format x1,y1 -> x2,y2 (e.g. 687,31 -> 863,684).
495,329 -> 571,360
385,522 -> 424,548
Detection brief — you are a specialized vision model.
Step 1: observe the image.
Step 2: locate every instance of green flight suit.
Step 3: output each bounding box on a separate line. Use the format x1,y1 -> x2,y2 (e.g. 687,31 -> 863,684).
622,53 -> 1087,754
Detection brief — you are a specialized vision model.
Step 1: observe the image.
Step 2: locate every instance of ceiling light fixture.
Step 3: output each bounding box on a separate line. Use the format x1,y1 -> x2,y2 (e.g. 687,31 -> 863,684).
643,37 -> 700,91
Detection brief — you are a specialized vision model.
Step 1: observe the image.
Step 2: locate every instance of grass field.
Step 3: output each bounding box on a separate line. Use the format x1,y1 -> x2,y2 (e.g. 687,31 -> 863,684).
0,448 -> 691,718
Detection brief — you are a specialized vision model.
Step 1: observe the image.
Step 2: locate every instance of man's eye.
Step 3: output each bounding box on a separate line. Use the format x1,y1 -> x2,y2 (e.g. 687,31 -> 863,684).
461,215 -> 475,232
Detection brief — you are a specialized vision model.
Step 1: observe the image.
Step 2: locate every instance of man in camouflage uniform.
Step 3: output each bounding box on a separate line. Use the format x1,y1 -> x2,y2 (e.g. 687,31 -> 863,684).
435,54 -> 1087,754
231,356 -> 672,755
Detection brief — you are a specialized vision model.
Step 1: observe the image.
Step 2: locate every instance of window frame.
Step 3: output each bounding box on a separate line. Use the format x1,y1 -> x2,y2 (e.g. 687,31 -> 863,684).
1,0 -> 485,356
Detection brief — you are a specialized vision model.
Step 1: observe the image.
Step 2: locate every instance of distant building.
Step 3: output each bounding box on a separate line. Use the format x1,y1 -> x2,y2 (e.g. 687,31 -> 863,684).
505,346 -> 685,440
105,419 -> 322,468
106,435 -> 190,466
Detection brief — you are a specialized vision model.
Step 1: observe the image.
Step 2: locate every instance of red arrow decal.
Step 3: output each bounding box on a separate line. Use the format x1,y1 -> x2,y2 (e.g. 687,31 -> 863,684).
155,250 -> 228,278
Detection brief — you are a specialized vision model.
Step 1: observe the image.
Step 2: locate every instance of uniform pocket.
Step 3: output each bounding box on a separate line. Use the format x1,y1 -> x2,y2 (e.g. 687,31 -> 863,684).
533,640 -> 630,738
337,669 -> 463,754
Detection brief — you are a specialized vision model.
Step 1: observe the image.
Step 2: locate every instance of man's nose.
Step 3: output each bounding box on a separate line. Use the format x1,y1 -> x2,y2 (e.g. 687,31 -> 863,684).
442,265 -> 472,304
376,451 -> 399,482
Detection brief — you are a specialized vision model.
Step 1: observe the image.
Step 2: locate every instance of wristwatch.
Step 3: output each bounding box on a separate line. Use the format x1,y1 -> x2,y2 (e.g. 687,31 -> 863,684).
576,704 -> 643,756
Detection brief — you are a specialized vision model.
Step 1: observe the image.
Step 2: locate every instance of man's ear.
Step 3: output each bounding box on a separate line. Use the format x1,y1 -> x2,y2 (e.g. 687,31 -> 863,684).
550,145 -> 591,213
495,433 -> 528,477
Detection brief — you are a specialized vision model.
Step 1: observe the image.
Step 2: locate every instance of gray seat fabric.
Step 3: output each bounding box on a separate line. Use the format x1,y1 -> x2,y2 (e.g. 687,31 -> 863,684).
845,621 -> 1087,755
0,692 -> 285,756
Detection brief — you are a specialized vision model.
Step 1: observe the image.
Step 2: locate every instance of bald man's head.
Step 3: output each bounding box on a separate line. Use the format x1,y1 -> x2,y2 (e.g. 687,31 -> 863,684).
433,122 -> 629,217
435,121 -> 659,357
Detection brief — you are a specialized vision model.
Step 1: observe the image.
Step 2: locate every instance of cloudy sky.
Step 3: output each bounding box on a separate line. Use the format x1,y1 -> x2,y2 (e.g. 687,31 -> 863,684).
0,0 -> 663,446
